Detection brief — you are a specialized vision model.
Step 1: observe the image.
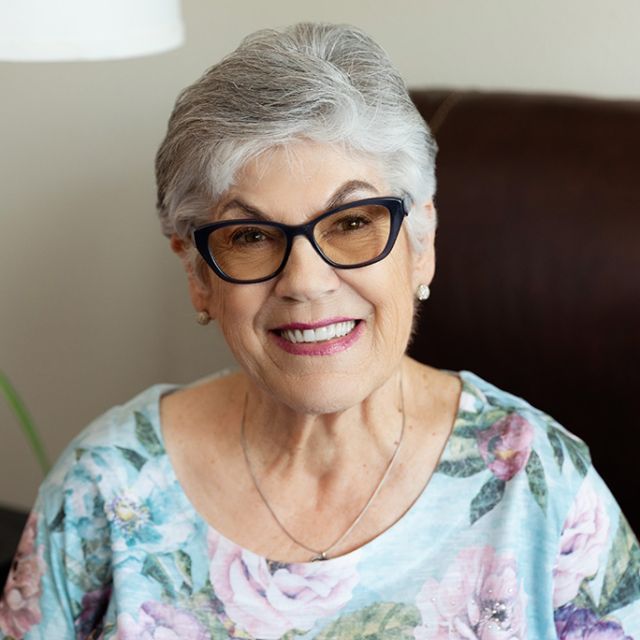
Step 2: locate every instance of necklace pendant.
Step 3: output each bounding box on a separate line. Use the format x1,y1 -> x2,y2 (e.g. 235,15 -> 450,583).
312,551 -> 328,562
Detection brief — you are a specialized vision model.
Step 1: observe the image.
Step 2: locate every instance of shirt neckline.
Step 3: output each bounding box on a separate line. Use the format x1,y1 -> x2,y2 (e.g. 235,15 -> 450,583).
147,370 -> 480,566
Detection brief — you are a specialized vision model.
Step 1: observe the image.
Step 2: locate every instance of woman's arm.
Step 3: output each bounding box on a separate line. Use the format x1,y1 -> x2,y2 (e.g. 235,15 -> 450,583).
552,469 -> 640,638
0,458 -> 112,639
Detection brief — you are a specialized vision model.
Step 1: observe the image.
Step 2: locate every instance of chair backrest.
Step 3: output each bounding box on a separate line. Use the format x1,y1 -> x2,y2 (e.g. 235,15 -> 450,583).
408,90 -> 640,533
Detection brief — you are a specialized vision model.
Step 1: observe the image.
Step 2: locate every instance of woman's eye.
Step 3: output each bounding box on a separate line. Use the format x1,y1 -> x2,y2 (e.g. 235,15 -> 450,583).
336,215 -> 371,231
230,228 -> 269,245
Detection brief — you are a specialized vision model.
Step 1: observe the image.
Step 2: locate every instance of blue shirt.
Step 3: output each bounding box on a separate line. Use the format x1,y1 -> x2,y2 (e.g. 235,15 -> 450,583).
1,371 -> 639,639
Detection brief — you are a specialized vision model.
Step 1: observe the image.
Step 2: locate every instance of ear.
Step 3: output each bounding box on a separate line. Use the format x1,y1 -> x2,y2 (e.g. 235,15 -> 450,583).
170,235 -> 216,320
411,201 -> 436,289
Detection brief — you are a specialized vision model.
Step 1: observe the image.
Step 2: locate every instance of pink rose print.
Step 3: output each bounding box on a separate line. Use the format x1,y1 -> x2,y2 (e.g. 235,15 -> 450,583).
477,414 -> 534,481
414,546 -> 527,639
208,530 -> 359,639
553,479 -> 610,608
119,601 -> 210,640
0,512 -> 46,638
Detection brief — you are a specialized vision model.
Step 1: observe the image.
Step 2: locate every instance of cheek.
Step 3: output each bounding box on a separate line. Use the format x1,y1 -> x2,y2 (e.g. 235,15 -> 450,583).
212,285 -> 269,352
365,258 -> 415,343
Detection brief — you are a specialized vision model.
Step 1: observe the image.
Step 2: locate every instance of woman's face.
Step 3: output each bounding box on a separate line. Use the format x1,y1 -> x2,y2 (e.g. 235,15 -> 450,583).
186,142 -> 435,413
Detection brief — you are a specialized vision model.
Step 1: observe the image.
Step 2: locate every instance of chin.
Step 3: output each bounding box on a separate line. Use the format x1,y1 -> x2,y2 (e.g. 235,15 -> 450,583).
257,367 -> 391,415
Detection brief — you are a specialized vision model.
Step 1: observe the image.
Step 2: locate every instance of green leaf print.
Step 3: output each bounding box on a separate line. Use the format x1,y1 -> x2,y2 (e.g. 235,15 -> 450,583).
436,456 -> 486,477
116,446 -> 148,471
70,597 -> 82,620
470,476 -> 506,525
49,505 -> 65,532
135,411 -> 165,457
142,555 -> 176,598
174,549 -> 193,592
188,588 -> 232,638
315,602 -> 421,639
546,428 -> 564,471
61,549 -> 96,593
572,578 -> 598,612
82,538 -> 111,584
451,425 -> 481,439
476,408 -> 509,429
600,514 -> 640,615
437,428 -> 484,478
557,432 -> 590,477
525,450 -> 548,513
203,615 -> 231,640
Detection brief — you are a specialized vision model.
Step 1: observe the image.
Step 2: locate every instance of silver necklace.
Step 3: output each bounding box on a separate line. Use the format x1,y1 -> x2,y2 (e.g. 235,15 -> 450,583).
240,375 -> 405,562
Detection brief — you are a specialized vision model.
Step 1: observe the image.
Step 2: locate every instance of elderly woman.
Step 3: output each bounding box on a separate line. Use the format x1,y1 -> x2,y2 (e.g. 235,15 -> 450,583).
2,23 -> 639,640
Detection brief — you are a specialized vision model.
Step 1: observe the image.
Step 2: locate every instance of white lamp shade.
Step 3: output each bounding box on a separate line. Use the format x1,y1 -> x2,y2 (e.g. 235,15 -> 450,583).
0,0 -> 184,61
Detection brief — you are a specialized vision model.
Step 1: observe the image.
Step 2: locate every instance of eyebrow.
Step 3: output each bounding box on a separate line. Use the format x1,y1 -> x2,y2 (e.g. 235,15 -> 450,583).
217,179 -> 380,221
324,180 -> 380,210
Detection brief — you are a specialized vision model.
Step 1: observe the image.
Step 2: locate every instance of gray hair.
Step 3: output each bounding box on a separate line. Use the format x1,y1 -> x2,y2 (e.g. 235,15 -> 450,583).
155,23 -> 437,252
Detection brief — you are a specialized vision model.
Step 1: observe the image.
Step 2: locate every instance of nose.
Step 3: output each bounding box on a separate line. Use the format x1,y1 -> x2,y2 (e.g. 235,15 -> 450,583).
273,235 -> 341,301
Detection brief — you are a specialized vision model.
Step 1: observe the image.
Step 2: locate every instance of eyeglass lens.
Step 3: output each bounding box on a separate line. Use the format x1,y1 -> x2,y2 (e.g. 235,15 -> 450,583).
207,203 -> 392,282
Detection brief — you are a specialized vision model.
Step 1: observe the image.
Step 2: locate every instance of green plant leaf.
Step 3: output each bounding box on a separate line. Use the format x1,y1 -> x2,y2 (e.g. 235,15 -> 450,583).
600,514 -> 640,615
525,450 -> 548,513
470,476 -> 506,525
315,602 -> 420,639
546,428 -> 564,471
436,456 -> 486,477
135,411 -> 165,457
116,446 -> 148,471
0,370 -> 50,474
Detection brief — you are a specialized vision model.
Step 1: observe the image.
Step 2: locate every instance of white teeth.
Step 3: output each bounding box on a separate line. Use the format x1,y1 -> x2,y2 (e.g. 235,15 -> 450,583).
281,320 -> 357,344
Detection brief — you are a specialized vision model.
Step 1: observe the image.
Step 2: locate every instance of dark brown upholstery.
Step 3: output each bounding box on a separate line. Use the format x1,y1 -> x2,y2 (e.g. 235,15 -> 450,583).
408,90 -> 640,534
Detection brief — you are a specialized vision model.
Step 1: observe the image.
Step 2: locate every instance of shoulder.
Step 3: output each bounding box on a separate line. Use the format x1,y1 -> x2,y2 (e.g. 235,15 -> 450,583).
38,384 -> 176,523
458,371 -> 590,467
447,371 -> 593,524
50,383 -> 173,467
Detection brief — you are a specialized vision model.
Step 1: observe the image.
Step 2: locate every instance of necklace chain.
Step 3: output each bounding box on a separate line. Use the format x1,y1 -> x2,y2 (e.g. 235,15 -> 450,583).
240,375 -> 405,562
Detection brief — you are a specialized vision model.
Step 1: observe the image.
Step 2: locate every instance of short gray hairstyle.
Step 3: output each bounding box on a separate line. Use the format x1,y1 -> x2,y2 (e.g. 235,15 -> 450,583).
155,23 -> 437,250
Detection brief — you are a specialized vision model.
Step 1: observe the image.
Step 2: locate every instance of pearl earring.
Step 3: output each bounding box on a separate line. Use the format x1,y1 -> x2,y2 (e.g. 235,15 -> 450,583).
196,310 -> 211,325
416,284 -> 430,301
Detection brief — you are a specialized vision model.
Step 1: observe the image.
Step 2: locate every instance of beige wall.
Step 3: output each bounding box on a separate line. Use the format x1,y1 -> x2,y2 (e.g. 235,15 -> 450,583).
2,0 -> 639,510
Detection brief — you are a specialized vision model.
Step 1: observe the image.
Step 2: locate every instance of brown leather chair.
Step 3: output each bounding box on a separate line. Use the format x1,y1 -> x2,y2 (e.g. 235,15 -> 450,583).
408,90 -> 640,534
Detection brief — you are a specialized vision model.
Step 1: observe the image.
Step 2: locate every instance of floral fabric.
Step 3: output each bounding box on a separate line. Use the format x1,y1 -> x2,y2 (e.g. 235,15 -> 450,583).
1,371 -> 639,639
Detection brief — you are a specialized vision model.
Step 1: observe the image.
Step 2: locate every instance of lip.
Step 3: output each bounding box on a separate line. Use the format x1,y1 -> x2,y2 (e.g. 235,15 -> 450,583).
270,319 -> 364,356
272,317 -> 356,331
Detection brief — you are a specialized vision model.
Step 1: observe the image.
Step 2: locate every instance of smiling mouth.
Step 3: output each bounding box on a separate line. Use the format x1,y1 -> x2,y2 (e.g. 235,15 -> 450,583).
277,320 -> 359,344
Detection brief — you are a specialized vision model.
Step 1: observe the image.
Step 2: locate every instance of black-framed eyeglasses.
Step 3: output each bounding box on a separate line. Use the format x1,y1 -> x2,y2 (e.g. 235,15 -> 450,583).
192,196 -> 408,284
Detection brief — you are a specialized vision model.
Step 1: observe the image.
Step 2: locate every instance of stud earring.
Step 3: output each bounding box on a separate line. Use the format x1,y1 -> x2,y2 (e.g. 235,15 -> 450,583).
196,310 -> 211,325
416,284 -> 431,301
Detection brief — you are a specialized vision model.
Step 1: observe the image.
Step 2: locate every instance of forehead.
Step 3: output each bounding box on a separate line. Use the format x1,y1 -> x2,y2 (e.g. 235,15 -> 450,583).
218,141 -> 388,220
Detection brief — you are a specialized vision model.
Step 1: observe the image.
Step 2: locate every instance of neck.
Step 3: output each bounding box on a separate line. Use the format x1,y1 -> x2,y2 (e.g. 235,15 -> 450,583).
241,364 -> 405,480
239,364 -> 407,560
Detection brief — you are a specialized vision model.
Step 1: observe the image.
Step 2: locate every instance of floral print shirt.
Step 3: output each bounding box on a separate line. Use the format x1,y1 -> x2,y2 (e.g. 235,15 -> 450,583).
1,371 -> 639,639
